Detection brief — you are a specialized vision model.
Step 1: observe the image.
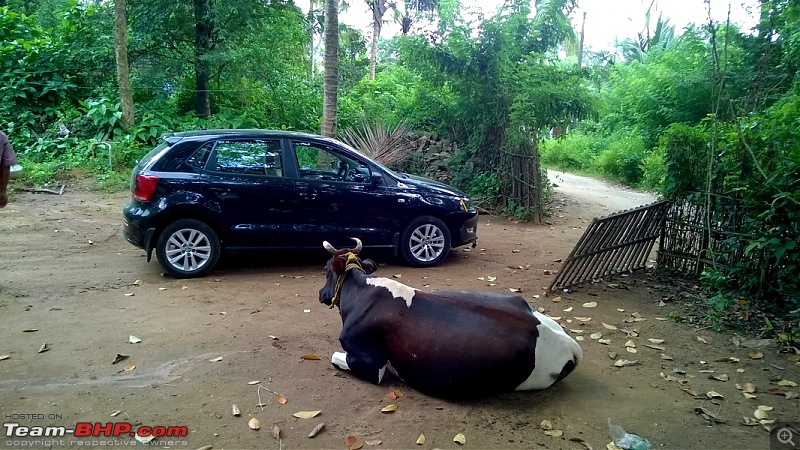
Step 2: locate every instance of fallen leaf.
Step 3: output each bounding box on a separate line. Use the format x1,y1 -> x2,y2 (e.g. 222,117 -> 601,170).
758,405 -> 774,411
710,374 -> 729,382
380,404 -> 398,413
614,359 -> 640,367
276,395 -> 288,405
209,357 -> 223,362
696,336 -> 710,344
111,354 -> 128,364
195,446 -> 213,450
453,433 -> 466,445
386,389 -> 404,400
301,354 -> 321,360
564,307 -> 574,312
706,391 -> 724,399
544,430 -> 563,437
129,335 -> 142,344
599,339 -> 611,345
268,335 -> 279,340
135,434 -> 154,444
590,332 -> 603,340
0,355 -> 9,361
647,338 -> 664,344
788,355 -> 800,362
608,351 -> 618,359
110,410 -> 122,417
393,274 -> 402,279
248,380 -> 261,385
748,352 -> 764,360
743,393 -> 757,399
754,409 -> 769,420
307,423 -> 324,438
661,354 -> 674,361
582,302 -> 597,308
540,420 -> 553,430
778,379 -> 798,387
158,287 -> 167,291
345,435 -> 363,450
123,364 -> 136,373
602,323 -> 618,330
645,344 -> 665,351
682,387 -> 698,397
625,340 -> 636,348
38,343 -> 49,353
574,317 -> 592,322
232,404 -> 241,416
364,440 -> 382,446
248,418 -> 260,430
293,410 -> 322,419
627,347 -> 638,354
552,296 -> 562,302
22,328 -> 38,333
768,389 -> 788,396
569,437 -> 592,449
416,434 -> 426,445
743,383 -> 757,393
509,288 -> 521,293
271,425 -> 280,440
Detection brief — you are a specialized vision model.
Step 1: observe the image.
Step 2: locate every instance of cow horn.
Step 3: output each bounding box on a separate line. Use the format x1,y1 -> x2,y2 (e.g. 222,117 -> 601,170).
351,238 -> 362,254
323,241 -> 338,255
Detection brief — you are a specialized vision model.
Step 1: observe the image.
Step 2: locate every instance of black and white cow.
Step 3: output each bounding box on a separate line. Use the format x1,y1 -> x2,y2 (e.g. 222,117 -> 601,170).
319,239 -> 583,399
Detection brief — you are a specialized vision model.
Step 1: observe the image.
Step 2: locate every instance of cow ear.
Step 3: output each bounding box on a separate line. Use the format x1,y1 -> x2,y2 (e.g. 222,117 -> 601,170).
361,259 -> 378,274
331,256 -> 347,274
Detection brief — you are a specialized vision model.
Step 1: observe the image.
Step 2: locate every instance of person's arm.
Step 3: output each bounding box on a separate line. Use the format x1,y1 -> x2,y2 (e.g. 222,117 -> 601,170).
0,164 -> 9,208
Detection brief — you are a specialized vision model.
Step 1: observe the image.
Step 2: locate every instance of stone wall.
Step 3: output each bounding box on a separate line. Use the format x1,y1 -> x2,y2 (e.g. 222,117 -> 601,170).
397,132 -> 457,182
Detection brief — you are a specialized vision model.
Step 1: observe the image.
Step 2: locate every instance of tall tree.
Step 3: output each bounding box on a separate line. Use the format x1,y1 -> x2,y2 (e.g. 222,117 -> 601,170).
322,0 -> 339,136
193,0 -> 213,117
114,0 -> 134,129
366,0 -> 439,80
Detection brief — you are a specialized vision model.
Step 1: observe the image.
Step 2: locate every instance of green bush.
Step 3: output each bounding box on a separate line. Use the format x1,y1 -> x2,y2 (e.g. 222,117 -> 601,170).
540,131 -> 599,172
595,133 -> 648,185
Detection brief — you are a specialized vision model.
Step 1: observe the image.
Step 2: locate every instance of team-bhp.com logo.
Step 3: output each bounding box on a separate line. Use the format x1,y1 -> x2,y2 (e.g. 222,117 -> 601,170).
5,421 -> 188,438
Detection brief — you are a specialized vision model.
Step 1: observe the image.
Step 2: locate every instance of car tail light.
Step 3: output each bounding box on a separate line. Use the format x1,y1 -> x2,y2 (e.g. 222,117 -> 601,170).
133,175 -> 159,202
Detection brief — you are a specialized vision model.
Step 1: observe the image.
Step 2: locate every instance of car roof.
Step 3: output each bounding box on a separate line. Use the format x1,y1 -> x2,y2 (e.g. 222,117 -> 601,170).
164,129 -> 338,144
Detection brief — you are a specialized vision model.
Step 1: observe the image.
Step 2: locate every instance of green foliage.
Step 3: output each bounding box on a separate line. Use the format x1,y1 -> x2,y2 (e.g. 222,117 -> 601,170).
595,132 -> 647,185
540,131 -> 600,172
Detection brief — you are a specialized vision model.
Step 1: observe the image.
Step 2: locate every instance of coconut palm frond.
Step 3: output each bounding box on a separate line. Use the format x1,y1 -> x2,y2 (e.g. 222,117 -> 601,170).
340,121 -> 411,167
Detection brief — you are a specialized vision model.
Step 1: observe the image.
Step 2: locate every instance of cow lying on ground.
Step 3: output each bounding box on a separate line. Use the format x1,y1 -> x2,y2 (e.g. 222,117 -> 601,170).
318,239 -> 583,399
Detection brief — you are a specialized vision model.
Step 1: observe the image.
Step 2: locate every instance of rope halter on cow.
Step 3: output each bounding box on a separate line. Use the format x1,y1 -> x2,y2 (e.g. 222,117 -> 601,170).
330,252 -> 364,309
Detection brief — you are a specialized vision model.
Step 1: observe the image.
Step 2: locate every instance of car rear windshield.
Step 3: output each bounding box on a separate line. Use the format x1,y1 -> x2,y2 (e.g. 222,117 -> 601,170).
137,141 -> 170,169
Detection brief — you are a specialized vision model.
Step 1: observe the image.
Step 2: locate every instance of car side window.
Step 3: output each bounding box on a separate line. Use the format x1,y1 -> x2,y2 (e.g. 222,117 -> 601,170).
292,142 -> 370,183
185,143 -> 213,170
214,140 -> 283,177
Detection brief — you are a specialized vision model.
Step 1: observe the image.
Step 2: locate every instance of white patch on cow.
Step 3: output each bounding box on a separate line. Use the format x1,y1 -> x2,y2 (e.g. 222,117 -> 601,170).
515,309 -> 583,391
366,277 -> 417,307
332,351 -> 350,371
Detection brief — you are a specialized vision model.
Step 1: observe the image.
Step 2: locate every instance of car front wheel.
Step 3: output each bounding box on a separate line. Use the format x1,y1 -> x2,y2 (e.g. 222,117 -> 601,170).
155,219 -> 220,278
400,215 -> 451,267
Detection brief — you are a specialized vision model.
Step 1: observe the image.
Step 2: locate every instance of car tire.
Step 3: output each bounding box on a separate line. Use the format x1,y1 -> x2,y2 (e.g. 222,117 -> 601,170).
155,219 -> 220,278
400,215 -> 451,267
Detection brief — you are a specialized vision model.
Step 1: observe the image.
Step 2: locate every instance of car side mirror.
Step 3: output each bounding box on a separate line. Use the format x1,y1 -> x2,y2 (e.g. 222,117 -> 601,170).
370,172 -> 383,186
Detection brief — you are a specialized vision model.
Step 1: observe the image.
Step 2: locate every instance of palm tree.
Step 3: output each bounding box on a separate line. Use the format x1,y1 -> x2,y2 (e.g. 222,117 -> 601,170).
321,0 -> 339,137
365,0 -> 439,80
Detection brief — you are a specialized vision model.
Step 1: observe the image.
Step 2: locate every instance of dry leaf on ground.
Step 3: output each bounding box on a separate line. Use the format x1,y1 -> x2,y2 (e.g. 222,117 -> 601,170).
293,410 -> 322,419
307,423 -> 324,438
248,418 -> 260,430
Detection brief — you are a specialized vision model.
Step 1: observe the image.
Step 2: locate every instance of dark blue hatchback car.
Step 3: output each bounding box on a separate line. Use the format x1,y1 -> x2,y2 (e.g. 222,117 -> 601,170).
123,129 -> 479,278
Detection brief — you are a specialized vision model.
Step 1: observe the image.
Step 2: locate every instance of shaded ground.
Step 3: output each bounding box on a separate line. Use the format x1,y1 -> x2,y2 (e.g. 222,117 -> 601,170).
1,174 -> 798,450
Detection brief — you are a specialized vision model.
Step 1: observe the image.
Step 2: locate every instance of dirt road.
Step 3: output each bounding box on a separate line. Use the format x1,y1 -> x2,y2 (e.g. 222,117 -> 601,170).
0,177 -> 797,450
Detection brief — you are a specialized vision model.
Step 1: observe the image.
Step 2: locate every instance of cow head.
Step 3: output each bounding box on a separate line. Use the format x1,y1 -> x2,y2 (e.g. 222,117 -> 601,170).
319,238 -> 377,308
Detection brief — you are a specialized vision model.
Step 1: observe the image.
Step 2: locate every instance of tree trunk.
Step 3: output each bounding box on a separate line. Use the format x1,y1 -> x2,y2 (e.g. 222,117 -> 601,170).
368,0 -> 387,81
531,131 -> 542,223
194,0 -> 213,118
114,0 -> 134,129
321,0 -> 339,137
577,11 -> 586,69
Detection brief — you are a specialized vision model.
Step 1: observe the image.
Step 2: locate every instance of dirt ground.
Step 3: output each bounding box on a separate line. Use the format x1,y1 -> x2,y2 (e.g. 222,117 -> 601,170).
1,173 -> 798,450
